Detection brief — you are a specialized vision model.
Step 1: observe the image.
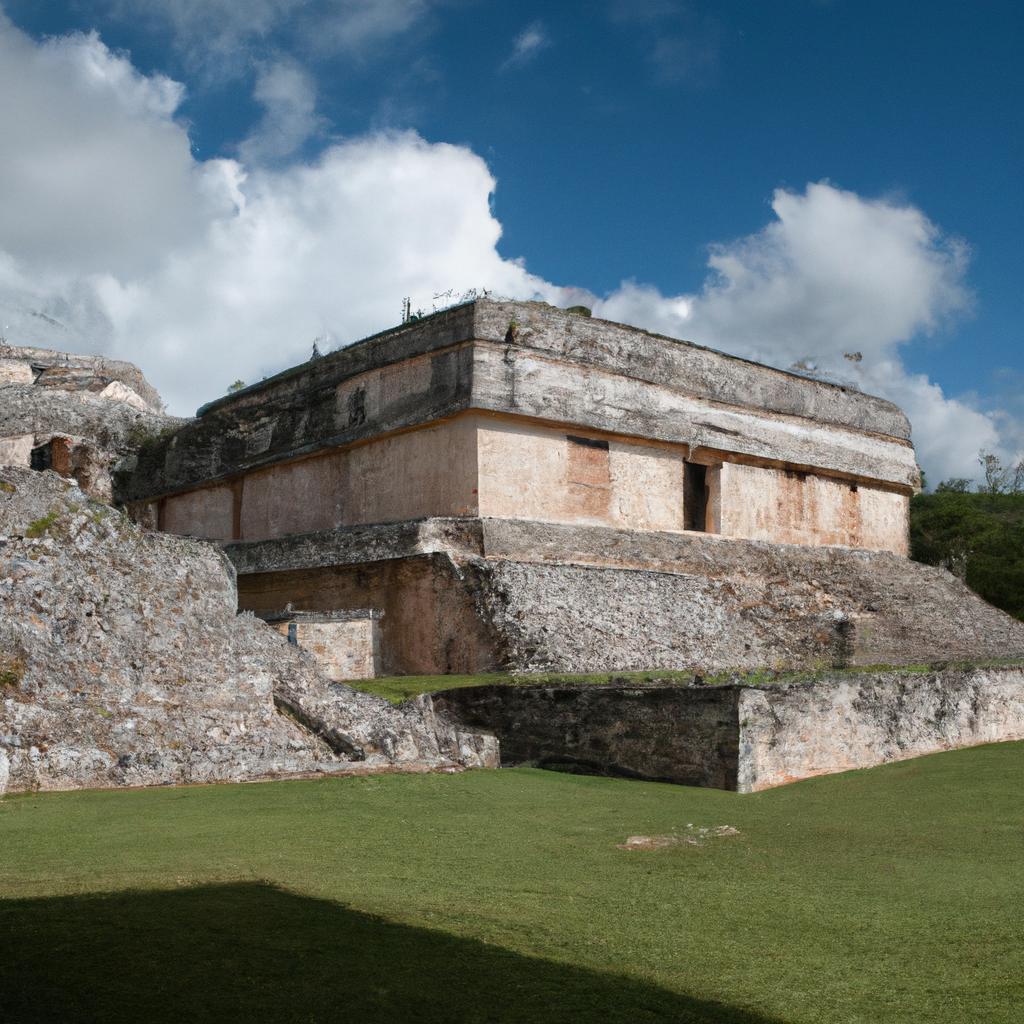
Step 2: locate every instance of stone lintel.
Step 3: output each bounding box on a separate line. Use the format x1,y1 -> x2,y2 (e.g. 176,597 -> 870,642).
224,516 -> 485,576
256,607 -> 383,624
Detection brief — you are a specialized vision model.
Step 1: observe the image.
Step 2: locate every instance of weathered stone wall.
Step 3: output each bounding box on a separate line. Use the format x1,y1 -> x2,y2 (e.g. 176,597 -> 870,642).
0,469 -> 494,794
476,417 -> 688,533
428,666 -> 1024,791
160,482 -> 234,540
227,516 -> 1024,676
717,462 -> 909,554
151,409 -> 910,554
426,684 -> 740,788
238,554 -> 496,676
473,301 -> 911,441
122,300 -> 917,511
156,416 -> 479,542
241,415 -> 479,540
469,342 -> 917,490
737,668 -> 1024,790
266,612 -> 382,681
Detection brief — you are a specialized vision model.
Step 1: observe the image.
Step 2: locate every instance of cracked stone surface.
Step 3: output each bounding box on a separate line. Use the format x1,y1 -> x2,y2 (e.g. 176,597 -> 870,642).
0,468 -> 494,794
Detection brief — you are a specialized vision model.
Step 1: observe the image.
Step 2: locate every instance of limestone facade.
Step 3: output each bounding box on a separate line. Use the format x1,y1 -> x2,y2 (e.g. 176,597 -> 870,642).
127,300 -> 916,555
125,300 -> 1010,679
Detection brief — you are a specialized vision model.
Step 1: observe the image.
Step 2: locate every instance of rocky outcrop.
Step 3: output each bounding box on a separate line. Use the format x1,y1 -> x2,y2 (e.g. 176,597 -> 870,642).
1,345 -> 182,502
0,344 -> 163,412
0,468 -> 494,794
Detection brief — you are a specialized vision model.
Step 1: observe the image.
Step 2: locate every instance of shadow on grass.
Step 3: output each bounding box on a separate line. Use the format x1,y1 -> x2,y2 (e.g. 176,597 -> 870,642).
0,882 -> 779,1023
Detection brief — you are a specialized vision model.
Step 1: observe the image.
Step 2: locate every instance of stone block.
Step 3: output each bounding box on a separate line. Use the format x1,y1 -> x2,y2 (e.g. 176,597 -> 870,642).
0,360 -> 33,384
265,610 -> 383,681
0,434 -> 33,467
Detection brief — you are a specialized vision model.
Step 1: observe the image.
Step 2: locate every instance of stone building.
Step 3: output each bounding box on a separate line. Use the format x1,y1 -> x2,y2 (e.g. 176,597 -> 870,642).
124,300 -> 1023,677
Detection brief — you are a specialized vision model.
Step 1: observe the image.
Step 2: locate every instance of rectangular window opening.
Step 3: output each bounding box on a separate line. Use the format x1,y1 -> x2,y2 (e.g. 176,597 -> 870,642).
684,461 -> 708,532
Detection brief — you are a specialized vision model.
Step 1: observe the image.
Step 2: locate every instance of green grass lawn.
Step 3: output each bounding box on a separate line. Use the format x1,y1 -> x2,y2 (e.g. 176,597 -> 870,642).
2,745 -> 1023,1023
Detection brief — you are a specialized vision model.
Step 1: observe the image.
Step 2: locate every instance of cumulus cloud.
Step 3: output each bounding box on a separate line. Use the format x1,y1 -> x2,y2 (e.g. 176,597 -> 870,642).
238,60 -> 322,165
592,183 -> 1002,483
0,15 -> 1014,482
501,21 -> 551,71
0,20 -> 237,278
94,134 -> 559,407
0,14 -> 558,411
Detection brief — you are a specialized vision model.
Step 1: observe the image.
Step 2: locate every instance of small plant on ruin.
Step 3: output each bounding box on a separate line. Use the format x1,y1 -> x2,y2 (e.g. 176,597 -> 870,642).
0,655 -> 25,689
25,509 -> 60,538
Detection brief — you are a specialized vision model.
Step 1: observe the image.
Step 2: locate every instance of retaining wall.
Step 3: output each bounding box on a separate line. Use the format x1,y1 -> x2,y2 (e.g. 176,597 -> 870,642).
427,666 -> 1024,791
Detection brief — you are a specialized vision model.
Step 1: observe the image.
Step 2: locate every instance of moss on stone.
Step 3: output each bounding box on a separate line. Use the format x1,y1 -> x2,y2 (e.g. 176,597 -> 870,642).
24,509 -> 60,538
0,655 -> 25,689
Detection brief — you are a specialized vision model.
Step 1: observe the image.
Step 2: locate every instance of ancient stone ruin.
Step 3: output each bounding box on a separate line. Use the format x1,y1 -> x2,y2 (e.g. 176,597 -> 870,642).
0,467 -> 495,794
4,301 -> 1024,793
123,299 -> 1023,676
0,343 -> 177,502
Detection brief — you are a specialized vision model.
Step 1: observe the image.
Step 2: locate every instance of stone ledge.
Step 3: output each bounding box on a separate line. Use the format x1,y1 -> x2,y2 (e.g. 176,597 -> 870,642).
229,516 -> 1024,674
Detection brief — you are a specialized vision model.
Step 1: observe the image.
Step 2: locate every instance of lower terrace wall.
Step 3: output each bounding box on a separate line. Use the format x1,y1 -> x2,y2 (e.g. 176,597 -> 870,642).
426,666 -> 1024,791
427,684 -> 740,788
737,667 -> 1024,790
238,554 -> 496,676
230,517 -> 1024,676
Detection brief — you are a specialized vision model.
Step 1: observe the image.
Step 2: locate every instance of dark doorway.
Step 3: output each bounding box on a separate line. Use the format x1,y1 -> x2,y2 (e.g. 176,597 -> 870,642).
684,462 -> 708,531
29,443 -> 52,472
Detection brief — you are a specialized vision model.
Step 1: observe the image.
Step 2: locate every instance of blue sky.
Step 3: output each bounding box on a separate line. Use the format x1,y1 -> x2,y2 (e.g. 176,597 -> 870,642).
0,1 -> 1021,482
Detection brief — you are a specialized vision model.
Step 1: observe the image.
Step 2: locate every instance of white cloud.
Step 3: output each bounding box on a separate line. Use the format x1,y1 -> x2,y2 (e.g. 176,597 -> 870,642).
93,134 -> 559,407
501,21 -> 551,71
0,21 -> 236,278
0,8 -> 558,410
306,0 -> 430,55
239,60 -> 322,165
99,0 -> 434,74
593,183 -> 1006,483
0,16 -> 1014,483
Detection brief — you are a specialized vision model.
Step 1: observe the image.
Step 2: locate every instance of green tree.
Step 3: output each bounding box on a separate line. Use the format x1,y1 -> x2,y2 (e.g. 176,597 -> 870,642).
910,490 -> 1024,620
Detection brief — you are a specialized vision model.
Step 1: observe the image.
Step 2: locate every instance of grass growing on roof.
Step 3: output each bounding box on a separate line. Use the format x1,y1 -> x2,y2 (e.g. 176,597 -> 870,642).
349,668 -> 701,703
3,743 -> 1024,1023
348,659 -> 1024,704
